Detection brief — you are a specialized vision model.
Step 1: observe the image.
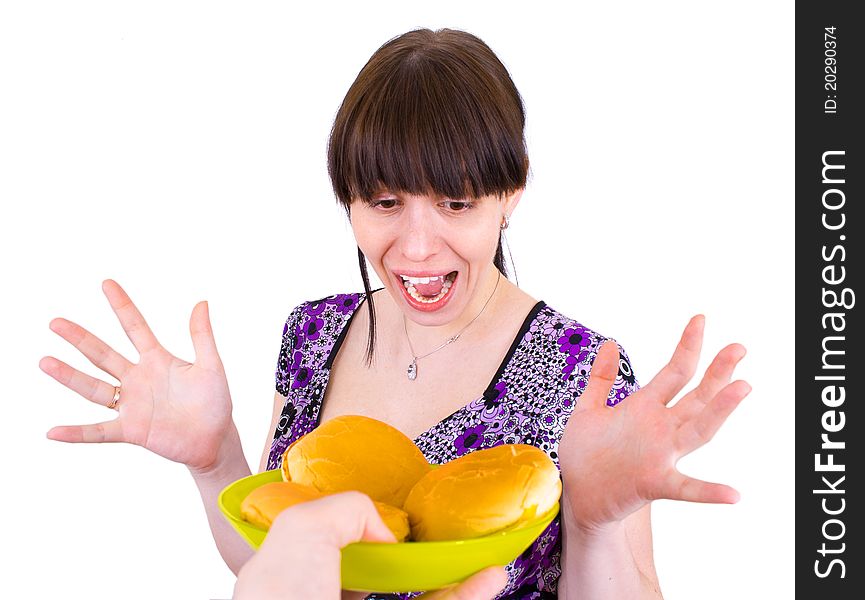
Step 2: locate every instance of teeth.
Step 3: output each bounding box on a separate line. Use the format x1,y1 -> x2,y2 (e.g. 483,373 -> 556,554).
398,272 -> 458,303
409,287 -> 447,303
400,275 -> 430,284
399,272 -> 456,284
404,281 -> 453,304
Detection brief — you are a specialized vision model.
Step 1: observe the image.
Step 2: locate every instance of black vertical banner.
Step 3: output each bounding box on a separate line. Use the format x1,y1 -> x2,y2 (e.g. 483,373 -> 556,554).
796,1 -> 863,597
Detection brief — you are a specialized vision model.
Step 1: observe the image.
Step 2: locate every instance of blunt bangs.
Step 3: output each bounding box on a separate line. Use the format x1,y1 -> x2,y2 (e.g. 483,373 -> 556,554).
327,28 -> 528,208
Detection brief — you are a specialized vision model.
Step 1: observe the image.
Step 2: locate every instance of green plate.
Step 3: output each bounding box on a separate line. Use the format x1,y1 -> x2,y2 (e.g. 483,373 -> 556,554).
218,469 -> 559,593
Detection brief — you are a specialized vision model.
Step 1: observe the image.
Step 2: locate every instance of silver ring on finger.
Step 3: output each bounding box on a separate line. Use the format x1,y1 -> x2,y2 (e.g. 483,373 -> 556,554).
107,386 -> 121,411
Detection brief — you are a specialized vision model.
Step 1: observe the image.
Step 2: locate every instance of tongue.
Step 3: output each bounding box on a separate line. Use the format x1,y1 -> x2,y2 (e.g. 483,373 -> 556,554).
414,278 -> 445,297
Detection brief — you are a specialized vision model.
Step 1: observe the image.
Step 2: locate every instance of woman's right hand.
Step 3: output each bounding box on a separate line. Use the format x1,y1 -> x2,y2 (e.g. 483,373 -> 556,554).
41,279 -> 234,472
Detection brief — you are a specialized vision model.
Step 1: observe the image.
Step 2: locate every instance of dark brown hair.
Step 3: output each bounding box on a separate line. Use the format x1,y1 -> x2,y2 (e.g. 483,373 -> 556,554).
327,28 -> 529,363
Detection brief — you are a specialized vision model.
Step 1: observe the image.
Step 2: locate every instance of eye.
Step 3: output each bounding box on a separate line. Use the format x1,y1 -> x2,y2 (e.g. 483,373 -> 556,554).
369,198 -> 399,210
441,200 -> 475,212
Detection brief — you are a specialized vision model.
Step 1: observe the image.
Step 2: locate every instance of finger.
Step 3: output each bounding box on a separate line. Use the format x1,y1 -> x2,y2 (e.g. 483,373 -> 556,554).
666,471 -> 740,504
352,495 -> 397,544
673,343 -> 746,420
48,317 -> 133,379
328,492 -> 396,548
577,341 -> 620,410
189,301 -> 222,369
644,315 -> 705,404
39,356 -> 121,409
419,566 -> 508,599
443,566 -> 508,600
101,279 -> 160,354
271,491 -> 397,548
47,419 -> 124,444
676,380 -> 751,456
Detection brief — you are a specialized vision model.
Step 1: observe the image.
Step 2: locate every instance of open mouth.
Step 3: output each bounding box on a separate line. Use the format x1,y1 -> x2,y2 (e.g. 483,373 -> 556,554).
396,271 -> 458,309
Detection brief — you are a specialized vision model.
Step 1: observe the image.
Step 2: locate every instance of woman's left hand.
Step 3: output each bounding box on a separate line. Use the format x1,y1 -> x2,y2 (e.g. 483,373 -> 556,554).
557,315 -> 750,533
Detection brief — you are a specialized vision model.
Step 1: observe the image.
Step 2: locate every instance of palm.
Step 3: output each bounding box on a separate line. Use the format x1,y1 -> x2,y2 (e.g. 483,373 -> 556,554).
558,316 -> 750,531
42,280 -> 233,471
116,352 -> 231,467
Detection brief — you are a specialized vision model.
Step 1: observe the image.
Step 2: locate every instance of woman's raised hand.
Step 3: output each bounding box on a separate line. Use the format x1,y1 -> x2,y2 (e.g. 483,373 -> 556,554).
557,316 -> 750,532
41,280 -> 234,472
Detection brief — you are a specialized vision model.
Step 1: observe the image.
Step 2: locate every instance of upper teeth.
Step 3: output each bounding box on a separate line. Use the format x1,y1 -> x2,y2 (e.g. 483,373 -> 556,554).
400,274 -> 443,284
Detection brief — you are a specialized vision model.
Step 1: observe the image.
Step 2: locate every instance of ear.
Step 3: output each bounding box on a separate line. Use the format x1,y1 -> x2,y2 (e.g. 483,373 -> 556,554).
502,188 -> 524,219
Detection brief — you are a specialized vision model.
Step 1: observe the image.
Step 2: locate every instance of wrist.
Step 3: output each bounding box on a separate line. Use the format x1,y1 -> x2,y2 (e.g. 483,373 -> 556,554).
188,423 -> 249,483
561,487 -> 627,540
564,508 -> 626,545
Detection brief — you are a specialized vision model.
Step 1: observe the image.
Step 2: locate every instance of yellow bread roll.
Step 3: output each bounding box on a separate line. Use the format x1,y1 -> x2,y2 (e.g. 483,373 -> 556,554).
403,444 -> 562,542
240,481 -> 324,529
281,415 -> 431,508
372,501 -> 411,543
240,481 -> 410,542
278,438 -> 301,482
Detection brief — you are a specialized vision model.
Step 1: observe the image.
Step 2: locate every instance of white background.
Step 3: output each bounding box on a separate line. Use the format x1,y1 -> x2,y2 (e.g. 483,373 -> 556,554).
0,1 -> 793,599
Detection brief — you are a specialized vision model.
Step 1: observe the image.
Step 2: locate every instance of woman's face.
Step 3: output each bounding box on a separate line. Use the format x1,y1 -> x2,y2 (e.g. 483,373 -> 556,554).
350,189 -> 522,327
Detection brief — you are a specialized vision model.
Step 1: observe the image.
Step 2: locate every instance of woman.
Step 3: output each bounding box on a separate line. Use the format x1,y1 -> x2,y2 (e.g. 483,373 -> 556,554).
42,28 -> 749,598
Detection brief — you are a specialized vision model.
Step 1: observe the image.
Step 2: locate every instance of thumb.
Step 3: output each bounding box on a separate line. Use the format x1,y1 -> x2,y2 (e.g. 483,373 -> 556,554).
577,341 -> 620,411
189,300 -> 221,368
443,566 -> 508,599
284,492 -> 397,548
417,566 -> 508,600
339,492 -> 398,546
666,471 -> 741,505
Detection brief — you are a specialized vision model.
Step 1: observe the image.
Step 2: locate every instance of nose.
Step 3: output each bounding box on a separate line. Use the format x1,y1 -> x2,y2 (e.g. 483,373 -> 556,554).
398,200 -> 439,263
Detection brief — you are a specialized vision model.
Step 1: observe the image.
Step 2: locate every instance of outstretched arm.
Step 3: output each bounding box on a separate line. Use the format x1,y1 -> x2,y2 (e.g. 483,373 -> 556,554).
557,316 -> 750,598
558,504 -> 661,598
42,280 -> 256,573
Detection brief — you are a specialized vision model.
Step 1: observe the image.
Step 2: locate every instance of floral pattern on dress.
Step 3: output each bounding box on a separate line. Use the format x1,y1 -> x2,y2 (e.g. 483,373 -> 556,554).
267,294 -> 639,599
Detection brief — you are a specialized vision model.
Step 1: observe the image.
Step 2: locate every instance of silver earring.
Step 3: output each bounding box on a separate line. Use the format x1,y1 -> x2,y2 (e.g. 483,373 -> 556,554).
500,217 -> 518,287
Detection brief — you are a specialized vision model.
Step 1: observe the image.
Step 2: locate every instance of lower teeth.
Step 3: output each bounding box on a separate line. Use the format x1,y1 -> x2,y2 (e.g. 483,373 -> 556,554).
407,286 -> 449,303
405,274 -> 455,304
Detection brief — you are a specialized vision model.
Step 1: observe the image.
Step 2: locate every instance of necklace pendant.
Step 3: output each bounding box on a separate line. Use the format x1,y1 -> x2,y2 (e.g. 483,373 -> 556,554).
407,359 -> 418,381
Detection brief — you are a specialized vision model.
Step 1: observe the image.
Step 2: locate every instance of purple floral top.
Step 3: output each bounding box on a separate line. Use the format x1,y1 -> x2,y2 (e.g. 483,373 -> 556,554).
266,292 -> 639,599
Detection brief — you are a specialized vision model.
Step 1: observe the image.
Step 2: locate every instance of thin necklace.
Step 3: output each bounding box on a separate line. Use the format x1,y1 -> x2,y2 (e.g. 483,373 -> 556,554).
403,270 -> 501,381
